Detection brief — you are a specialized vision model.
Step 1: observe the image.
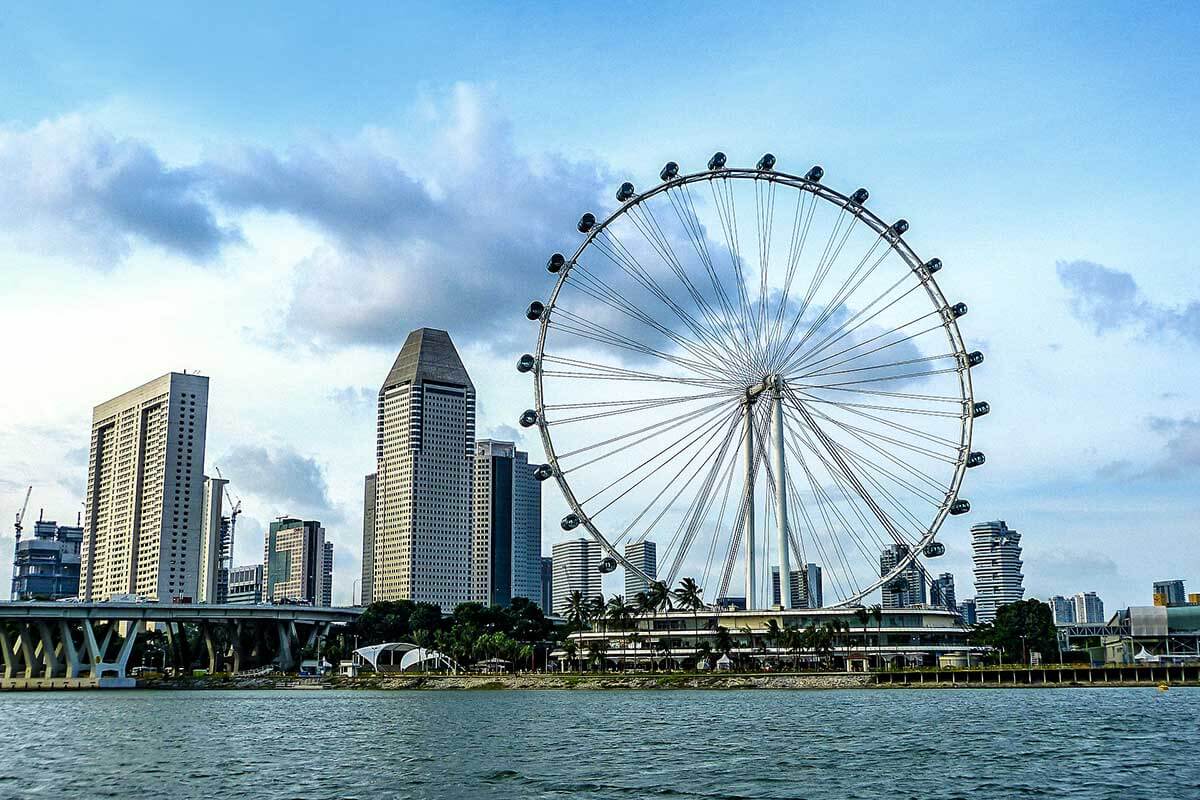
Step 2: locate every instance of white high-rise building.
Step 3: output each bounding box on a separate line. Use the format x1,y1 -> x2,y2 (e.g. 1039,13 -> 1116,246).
198,475 -> 230,603
1074,591 -> 1104,624
81,372 -> 209,602
971,520 -> 1024,623
623,540 -> 657,601
372,328 -> 475,609
472,440 -> 542,607
551,538 -> 600,616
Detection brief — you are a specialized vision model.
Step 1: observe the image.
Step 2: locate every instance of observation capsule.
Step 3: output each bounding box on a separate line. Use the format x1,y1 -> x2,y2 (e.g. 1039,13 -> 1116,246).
526,301 -> 545,321
923,541 -> 946,558
966,451 -> 986,468
707,151 -> 727,170
850,188 -> 870,205
534,463 -> 554,481
577,212 -> 596,233
950,499 -> 971,515
891,219 -> 910,235
660,161 -> 680,181
972,401 -> 991,418
806,165 -> 824,182
516,353 -> 536,373
756,153 -> 776,171
598,557 -> 618,574
967,351 -> 985,367
547,253 -> 565,273
616,181 -> 636,202
924,258 -> 943,275
950,302 -> 968,319
519,409 -> 538,428
561,513 -> 581,531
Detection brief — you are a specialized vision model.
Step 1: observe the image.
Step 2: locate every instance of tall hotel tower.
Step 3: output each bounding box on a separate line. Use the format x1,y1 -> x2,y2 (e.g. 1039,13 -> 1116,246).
370,328 -> 475,609
472,440 -> 542,607
80,372 -> 209,602
970,520 -> 1025,623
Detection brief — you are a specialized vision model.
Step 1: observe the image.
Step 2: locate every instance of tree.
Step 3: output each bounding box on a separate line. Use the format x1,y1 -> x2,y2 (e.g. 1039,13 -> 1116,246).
673,577 -> 705,666
870,605 -> 884,670
647,581 -> 673,670
565,591 -> 588,629
970,599 -> 1059,664
715,625 -> 733,664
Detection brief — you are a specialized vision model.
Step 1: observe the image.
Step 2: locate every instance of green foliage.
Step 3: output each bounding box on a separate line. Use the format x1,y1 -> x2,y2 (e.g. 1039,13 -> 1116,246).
968,599 -> 1059,664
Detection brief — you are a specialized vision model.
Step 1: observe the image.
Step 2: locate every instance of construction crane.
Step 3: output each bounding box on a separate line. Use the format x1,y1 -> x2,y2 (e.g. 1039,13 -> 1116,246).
14,486 -> 32,541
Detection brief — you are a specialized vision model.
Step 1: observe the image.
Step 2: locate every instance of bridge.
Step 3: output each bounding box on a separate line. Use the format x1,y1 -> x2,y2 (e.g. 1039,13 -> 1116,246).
0,602 -> 363,689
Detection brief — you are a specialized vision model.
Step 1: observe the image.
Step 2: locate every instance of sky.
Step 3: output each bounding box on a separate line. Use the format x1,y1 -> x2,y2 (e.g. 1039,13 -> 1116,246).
0,3 -> 1197,609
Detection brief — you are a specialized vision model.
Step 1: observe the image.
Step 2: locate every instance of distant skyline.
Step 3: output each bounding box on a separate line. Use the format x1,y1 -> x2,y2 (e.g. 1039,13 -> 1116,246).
2,4 -> 1198,607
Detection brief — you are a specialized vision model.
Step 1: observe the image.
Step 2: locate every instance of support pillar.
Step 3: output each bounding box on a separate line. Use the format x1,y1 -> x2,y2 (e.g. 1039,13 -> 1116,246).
230,622 -> 245,674
17,624 -> 42,678
114,622 -> 141,678
202,623 -> 219,674
59,621 -> 86,679
37,622 -> 64,678
277,622 -> 295,671
0,627 -> 17,680
743,396 -> 756,610
772,376 -> 793,610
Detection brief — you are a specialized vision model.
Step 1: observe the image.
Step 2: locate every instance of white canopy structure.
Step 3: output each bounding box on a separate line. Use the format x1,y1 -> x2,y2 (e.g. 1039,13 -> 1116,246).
353,643 -> 458,673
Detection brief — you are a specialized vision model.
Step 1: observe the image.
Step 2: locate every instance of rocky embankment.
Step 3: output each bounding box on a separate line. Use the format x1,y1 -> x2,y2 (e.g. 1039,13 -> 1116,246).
327,672 -> 874,690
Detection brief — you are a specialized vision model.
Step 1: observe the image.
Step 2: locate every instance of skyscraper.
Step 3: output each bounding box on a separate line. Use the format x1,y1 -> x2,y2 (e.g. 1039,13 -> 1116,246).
1153,580 -> 1186,607
372,329 -> 475,609
771,566 -> 804,607
551,538 -> 600,615
540,556 -> 553,613
361,473 -> 376,606
322,541 -> 334,608
958,598 -> 977,625
472,440 -> 542,607
1074,591 -> 1104,624
198,475 -> 230,603
931,572 -> 957,610
623,540 -> 657,601
264,518 -> 330,606
880,543 -> 927,608
227,563 -> 264,605
80,372 -> 209,602
970,520 -> 1024,623
1048,595 -> 1076,625
805,563 -> 823,608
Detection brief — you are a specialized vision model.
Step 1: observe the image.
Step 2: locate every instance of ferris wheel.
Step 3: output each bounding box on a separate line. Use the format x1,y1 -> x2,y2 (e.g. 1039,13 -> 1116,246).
518,153 -> 987,609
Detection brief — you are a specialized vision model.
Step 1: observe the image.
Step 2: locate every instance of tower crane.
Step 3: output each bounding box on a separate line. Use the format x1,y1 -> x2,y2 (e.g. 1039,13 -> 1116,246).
14,486 -> 32,541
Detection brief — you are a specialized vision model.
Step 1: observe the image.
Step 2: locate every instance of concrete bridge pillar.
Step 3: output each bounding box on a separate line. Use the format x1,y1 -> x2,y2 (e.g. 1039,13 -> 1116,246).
59,621 -> 86,679
37,623 -> 64,678
17,624 -> 42,679
0,627 -> 17,680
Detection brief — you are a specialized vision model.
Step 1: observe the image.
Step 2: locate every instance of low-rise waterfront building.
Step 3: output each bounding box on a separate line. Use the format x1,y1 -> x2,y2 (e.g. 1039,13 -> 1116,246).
1102,605 -> 1200,664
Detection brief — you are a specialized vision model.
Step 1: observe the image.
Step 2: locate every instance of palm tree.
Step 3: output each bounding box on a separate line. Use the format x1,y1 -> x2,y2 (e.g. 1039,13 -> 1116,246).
565,591 -> 588,629
562,639 -> 579,673
606,595 -> 635,670
673,578 -> 704,667
870,604 -> 884,670
715,625 -> 733,668
764,618 -> 783,668
648,581 -> 673,670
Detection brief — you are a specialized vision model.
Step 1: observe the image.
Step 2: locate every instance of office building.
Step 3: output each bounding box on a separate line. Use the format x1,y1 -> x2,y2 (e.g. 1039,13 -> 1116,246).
264,518 -> 330,606
198,476 -> 231,603
715,596 -> 748,610
958,598 -> 977,625
372,328 -> 475,609
805,563 -> 823,608
80,372 -> 209,602
880,543 -> 927,608
970,520 -> 1025,623
551,538 -> 600,616
1074,591 -> 1105,624
11,517 -> 84,601
624,540 -> 657,601
1153,580 -> 1186,607
1048,595 -> 1076,625
540,556 -> 553,614
472,440 -> 541,607
931,572 -> 957,610
227,563 -> 264,605
771,567 -> 804,607
361,473 -> 376,606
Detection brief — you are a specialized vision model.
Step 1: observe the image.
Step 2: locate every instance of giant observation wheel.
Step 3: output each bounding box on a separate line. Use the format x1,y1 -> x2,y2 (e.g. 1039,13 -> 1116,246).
518,153 -> 987,609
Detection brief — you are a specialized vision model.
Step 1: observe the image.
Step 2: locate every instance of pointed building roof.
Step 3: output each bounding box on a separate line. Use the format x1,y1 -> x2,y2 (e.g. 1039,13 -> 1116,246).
381,328 -> 473,393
